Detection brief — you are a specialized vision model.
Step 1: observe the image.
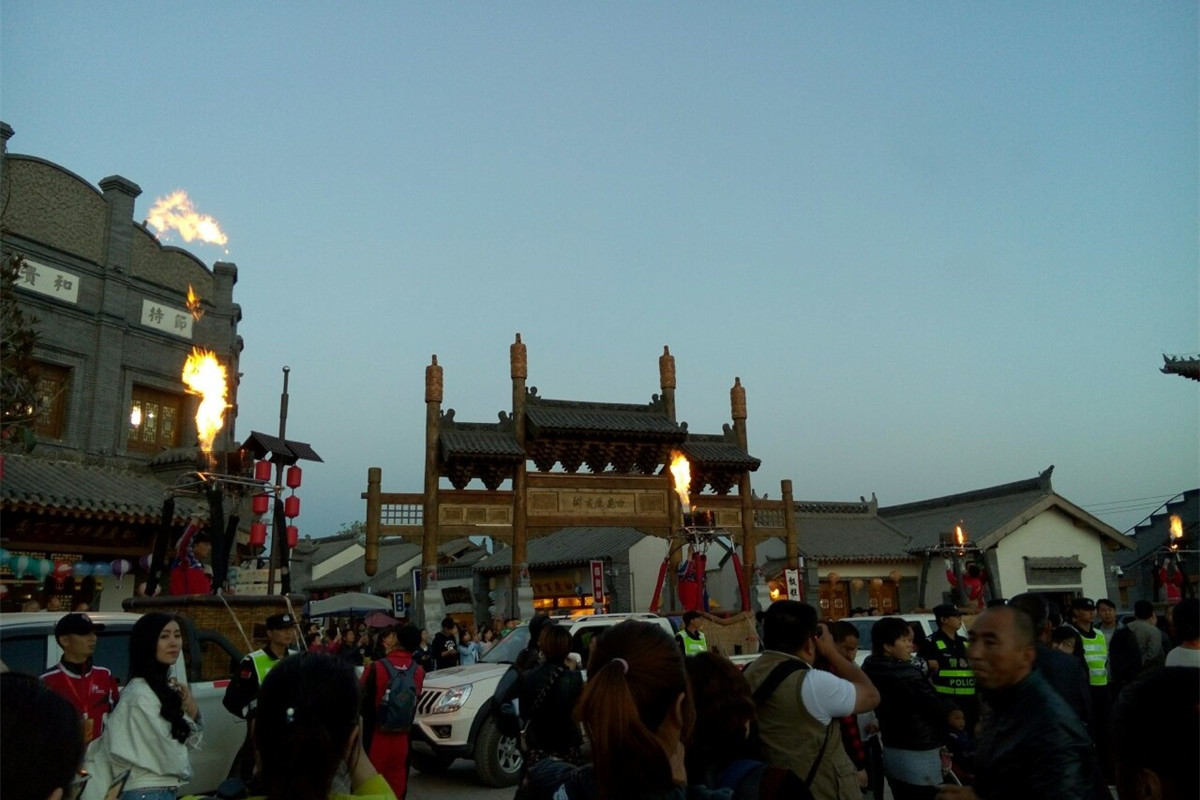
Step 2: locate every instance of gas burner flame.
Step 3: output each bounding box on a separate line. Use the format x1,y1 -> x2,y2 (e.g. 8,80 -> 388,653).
954,524 -> 966,547
145,190 -> 229,249
182,348 -> 228,452
186,285 -> 204,321
669,451 -> 691,510
1170,514 -> 1183,540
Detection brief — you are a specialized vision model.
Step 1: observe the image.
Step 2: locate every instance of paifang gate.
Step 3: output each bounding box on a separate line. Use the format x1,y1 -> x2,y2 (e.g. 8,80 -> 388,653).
363,334 -> 802,620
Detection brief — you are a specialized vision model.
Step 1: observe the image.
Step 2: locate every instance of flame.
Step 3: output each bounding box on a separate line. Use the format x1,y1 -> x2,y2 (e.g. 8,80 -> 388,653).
186,285 -> 204,321
182,348 -> 228,452
145,190 -> 229,247
669,451 -> 691,509
1170,514 -> 1184,540
954,524 -> 966,546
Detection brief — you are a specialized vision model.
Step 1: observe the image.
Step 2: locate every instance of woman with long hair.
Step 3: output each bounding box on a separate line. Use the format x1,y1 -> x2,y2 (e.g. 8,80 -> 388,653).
106,613 -> 202,800
526,620 -> 727,800
518,625 -> 584,770
251,651 -> 396,800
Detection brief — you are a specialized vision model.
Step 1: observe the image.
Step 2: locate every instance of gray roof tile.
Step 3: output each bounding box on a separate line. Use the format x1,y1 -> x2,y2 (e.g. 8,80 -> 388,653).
475,527 -> 648,572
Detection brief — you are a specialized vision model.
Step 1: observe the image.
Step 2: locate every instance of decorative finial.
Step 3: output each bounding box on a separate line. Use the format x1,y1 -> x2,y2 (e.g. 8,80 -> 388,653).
731,377 -> 746,420
659,345 -> 676,390
426,355 -> 443,404
511,333 -> 528,379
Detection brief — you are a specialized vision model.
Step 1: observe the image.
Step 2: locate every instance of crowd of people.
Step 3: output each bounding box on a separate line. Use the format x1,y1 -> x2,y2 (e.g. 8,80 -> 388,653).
2,593 -> 1197,800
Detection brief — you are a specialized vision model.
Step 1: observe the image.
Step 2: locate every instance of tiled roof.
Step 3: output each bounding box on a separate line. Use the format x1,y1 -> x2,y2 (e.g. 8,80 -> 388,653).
1024,555 -> 1086,570
474,527 -> 648,573
441,429 -> 523,459
241,431 -> 324,463
305,539 -> 422,591
0,454 -> 201,522
1161,354 -> 1200,382
525,396 -> 684,438
792,504 -> 916,561
679,438 -> 760,470
879,468 -> 1056,551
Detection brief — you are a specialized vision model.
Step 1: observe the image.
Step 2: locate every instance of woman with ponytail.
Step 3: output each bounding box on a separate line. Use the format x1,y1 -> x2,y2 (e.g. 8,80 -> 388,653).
526,620 -> 730,800
249,652 -> 396,800
107,613 -> 202,799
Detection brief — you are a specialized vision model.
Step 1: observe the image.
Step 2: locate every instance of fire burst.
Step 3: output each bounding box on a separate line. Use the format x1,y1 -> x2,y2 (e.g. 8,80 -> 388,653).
145,190 -> 229,248
182,348 -> 228,452
670,451 -> 691,510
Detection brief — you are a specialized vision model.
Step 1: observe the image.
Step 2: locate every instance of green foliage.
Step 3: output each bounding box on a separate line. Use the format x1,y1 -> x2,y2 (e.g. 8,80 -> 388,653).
1,250 -> 41,452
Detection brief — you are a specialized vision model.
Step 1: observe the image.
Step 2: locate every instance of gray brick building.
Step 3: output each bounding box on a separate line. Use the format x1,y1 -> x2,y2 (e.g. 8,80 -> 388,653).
0,121 -> 244,610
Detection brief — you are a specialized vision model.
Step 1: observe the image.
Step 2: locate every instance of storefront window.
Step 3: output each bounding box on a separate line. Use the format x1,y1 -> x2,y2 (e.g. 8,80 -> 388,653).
128,386 -> 182,453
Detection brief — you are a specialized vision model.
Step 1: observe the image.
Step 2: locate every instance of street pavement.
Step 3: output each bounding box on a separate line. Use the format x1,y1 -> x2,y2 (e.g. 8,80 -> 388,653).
408,760 -> 514,800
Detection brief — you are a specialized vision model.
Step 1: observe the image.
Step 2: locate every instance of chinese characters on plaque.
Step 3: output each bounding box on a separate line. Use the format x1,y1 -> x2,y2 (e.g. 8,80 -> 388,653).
16,260 -> 80,304
140,299 -> 194,339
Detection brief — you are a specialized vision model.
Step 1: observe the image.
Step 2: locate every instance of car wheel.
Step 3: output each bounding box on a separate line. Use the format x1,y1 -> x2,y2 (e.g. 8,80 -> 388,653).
411,752 -> 455,774
473,714 -> 522,787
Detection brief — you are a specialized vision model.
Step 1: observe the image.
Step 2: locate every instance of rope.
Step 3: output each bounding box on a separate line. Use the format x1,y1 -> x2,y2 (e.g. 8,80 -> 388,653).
219,591 -> 254,653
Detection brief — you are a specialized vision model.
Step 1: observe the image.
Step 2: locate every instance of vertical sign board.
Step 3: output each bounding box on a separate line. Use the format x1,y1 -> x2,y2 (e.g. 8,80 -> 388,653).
412,568 -> 422,593
784,568 -> 801,601
392,591 -> 407,618
590,560 -> 605,603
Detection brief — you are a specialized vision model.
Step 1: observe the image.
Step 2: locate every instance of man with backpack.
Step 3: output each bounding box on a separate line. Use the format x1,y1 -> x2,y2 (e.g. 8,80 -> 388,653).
361,624 -> 425,799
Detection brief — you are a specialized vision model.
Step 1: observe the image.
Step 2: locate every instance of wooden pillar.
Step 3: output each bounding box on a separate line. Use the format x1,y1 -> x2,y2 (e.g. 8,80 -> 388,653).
365,467 -> 381,576
731,378 -> 756,609
422,355 -> 443,586
782,479 -> 800,601
661,346 -> 682,611
510,334 -> 528,619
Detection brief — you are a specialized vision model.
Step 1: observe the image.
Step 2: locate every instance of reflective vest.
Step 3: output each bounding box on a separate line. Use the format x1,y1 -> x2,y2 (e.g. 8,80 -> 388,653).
681,630 -> 708,656
928,632 -> 975,696
250,649 -> 283,685
1075,627 -> 1108,686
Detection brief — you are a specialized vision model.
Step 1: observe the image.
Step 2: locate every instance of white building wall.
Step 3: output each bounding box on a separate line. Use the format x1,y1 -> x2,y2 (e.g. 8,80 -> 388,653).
628,535 -> 667,613
994,508 -> 1109,600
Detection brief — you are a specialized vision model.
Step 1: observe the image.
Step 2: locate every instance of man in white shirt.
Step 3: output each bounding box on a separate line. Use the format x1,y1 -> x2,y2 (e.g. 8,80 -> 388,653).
743,601 -> 880,800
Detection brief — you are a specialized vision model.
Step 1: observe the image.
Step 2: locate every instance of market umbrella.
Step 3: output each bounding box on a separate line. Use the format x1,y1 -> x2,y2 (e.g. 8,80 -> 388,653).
307,592 -> 392,616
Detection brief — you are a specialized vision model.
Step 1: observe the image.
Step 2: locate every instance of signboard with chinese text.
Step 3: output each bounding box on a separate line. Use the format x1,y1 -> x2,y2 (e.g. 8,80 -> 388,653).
16,260 -> 80,304
784,568 -> 801,601
590,560 -> 604,602
140,298 -> 193,339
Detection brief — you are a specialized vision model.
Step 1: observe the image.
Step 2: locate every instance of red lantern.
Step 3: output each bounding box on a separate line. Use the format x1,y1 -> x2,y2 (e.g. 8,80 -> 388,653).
251,493 -> 270,515
249,522 -> 267,547
284,495 -> 300,518
286,525 -> 299,548
286,465 -> 302,489
254,459 -> 272,482
52,559 -> 73,589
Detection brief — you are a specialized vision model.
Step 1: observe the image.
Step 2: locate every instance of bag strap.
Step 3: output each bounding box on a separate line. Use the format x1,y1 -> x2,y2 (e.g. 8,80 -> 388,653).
751,659 -> 807,705
528,665 -> 563,718
803,723 -> 834,788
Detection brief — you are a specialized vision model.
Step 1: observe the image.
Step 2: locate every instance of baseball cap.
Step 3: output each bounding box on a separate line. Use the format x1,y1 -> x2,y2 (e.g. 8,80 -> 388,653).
265,613 -> 294,630
932,604 -> 961,620
55,613 -> 105,638
1070,597 -> 1096,611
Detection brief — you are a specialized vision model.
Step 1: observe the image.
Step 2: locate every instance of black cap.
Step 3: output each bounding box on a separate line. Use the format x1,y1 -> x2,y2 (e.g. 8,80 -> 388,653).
1070,597 -> 1095,611
265,613 -> 294,630
933,604 -> 961,620
55,613 -> 105,638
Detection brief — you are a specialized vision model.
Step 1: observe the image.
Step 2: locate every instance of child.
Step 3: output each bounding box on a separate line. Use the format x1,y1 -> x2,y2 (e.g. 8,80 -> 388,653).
1051,626 -> 1080,656
945,705 -> 975,784
458,629 -> 483,665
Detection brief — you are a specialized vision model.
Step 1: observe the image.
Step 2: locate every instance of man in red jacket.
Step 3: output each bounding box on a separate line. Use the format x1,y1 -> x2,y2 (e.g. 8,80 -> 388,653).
361,624 -> 425,799
40,613 -> 120,745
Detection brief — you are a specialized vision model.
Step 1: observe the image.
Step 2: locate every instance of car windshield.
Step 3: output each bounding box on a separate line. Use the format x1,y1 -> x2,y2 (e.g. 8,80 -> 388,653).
481,625 -> 530,663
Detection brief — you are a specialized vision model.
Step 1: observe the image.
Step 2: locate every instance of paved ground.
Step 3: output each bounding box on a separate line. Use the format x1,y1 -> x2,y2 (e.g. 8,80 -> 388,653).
407,760 -> 514,800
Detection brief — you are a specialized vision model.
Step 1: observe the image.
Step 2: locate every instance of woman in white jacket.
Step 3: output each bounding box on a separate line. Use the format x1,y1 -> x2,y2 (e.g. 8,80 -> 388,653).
106,613 -> 202,800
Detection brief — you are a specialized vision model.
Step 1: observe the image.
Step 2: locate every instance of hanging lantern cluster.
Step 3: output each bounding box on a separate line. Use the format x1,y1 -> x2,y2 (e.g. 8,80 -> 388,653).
247,459 -> 303,549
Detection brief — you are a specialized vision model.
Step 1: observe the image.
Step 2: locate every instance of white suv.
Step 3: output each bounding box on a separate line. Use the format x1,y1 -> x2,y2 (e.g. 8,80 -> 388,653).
838,613 -> 968,665
411,612 -> 676,787
0,611 -> 244,795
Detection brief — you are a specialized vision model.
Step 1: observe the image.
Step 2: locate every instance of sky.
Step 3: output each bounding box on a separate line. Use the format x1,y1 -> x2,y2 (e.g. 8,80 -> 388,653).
2,3 -> 1196,541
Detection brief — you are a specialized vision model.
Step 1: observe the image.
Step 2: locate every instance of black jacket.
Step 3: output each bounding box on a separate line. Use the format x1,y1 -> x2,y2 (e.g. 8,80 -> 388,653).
519,663 -> 584,756
973,671 -> 1094,800
861,655 -> 945,751
1033,643 -> 1092,730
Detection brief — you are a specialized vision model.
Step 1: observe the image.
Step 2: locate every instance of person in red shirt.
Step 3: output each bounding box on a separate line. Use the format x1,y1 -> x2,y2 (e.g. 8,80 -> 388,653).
360,624 -> 425,799
168,525 -> 213,595
39,612 -> 120,745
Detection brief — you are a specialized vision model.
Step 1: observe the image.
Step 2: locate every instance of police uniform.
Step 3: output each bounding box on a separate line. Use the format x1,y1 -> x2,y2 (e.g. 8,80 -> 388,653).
921,605 -> 978,731
223,613 -> 295,719
677,629 -> 708,656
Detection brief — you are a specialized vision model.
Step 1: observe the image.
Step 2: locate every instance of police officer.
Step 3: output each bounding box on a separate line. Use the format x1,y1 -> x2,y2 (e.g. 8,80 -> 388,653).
675,610 -> 708,656
921,604 -> 977,732
1068,596 -> 1113,780
223,612 -> 297,781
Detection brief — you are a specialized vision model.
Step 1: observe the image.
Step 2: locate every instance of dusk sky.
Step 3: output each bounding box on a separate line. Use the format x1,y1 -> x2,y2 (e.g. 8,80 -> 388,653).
2,4 -> 1196,541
